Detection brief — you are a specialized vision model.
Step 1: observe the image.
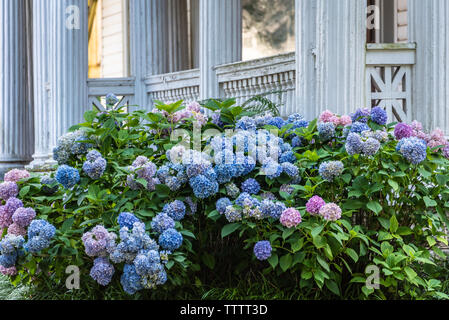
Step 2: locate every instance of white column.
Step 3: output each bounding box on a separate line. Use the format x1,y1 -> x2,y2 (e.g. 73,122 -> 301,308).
295,0 -> 367,120
48,0 -> 88,154
409,0 -> 449,134
0,0 -> 33,173
199,0 -> 242,100
28,0 -> 51,169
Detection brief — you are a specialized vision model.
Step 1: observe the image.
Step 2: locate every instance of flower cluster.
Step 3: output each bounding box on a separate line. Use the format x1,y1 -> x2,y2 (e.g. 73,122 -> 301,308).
280,208 -> 302,228
53,130 -> 92,164
318,122 -> 336,141
345,132 -> 380,156
306,196 -> 326,215
0,234 -> 24,268
126,156 -> 159,191
253,240 -> 272,261
319,110 -> 352,127
0,182 -> 19,201
82,225 -> 117,257
4,169 -> 30,183
55,165 -> 80,189
24,220 -> 56,253
396,137 -> 427,164
241,178 -> 260,195
319,203 -> 342,221
83,150 -> 107,180
318,161 -> 344,182
162,200 -> 186,221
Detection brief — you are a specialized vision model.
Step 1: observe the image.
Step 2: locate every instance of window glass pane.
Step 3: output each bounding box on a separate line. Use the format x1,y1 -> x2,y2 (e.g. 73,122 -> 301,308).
88,0 -> 129,78
242,0 -> 295,61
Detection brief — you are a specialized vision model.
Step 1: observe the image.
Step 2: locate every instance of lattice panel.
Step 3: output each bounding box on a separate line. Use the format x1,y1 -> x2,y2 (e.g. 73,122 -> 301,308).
366,65 -> 412,123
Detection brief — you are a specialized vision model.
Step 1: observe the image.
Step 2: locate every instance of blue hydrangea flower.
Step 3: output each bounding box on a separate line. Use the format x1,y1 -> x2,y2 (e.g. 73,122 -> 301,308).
162,200 -> 186,221
216,197 -> 232,215
214,164 -> 237,184
106,93 -> 119,106
24,220 -> 56,253
351,108 -> 370,123
189,175 -> 219,199
345,132 -> 364,155
318,161 -> 344,182
318,122 -> 336,141
291,136 -> 302,148
397,137 -> 427,164
281,162 -> 299,177
118,212 -> 141,230
83,151 -> 107,179
55,165 -> 80,189
241,178 -> 260,195
262,160 -> 283,179
253,240 -> 272,260
121,264 -> 143,294
40,175 -> 58,195
158,228 -> 183,251
266,117 -> 286,129
259,199 -> 286,219
287,113 -> 305,123
350,122 -> 370,134
236,116 -> 256,131
151,213 -> 175,234
362,137 -> 381,156
279,151 -> 296,164
370,107 -> 388,125
224,206 -> 242,222
235,192 -> 252,207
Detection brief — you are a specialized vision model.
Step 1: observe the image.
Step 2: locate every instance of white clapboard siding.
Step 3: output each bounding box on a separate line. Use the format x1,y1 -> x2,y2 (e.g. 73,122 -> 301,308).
101,0 -> 127,78
396,0 -> 408,42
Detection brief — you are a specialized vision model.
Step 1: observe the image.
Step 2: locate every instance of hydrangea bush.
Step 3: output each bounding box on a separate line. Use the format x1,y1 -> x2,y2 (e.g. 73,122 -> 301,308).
1,96 -> 449,299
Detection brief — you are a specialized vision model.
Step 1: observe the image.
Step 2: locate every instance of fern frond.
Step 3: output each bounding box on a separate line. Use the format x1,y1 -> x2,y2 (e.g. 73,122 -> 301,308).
241,91 -> 283,116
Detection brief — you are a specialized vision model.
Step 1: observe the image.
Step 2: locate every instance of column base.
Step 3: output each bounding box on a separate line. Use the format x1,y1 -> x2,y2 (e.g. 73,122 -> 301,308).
25,154 -> 56,172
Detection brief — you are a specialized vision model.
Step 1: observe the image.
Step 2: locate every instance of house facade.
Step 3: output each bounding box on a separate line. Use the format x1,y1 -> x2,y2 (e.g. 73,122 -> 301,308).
0,0 -> 448,174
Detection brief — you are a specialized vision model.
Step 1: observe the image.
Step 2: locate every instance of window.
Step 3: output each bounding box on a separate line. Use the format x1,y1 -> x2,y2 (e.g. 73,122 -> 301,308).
242,0 -> 295,61
88,0 -> 129,78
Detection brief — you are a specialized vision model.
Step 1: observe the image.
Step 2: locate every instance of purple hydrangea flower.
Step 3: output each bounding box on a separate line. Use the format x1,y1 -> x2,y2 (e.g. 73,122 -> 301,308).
351,108 -> 370,123
12,207 -> 35,228
0,182 -> 19,201
82,225 -> 117,257
306,196 -> 326,215
280,208 -> 302,228
90,257 -> 115,286
394,123 -> 413,140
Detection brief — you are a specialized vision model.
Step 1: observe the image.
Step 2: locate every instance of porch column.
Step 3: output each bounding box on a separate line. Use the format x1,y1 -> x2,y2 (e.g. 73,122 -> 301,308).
28,0 -> 52,169
409,0 -> 449,133
0,0 -> 33,174
199,0 -> 242,100
48,0 -> 88,154
295,0 -> 367,120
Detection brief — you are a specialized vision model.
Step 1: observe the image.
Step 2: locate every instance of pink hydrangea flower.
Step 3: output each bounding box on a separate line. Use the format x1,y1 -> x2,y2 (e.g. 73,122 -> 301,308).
339,115 -> 352,126
306,196 -> 326,215
319,203 -> 342,221
0,265 -> 17,276
7,223 -> 26,236
4,169 -> 30,183
319,110 -> 335,123
280,208 -> 302,228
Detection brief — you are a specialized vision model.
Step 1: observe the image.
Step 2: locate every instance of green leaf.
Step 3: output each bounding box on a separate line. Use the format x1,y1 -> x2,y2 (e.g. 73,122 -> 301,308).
345,248 -> 359,263
388,179 -> 399,192
325,279 -> 341,296
366,201 -> 382,214
267,254 -> 278,269
279,254 -> 292,272
221,223 -> 240,238
404,266 -> 417,280
426,236 -> 436,247
311,225 -> 324,238
60,217 -> 74,233
19,185 -> 30,197
316,255 -> 330,272
202,253 -> 215,270
390,215 -> 398,233
423,196 -> 437,207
